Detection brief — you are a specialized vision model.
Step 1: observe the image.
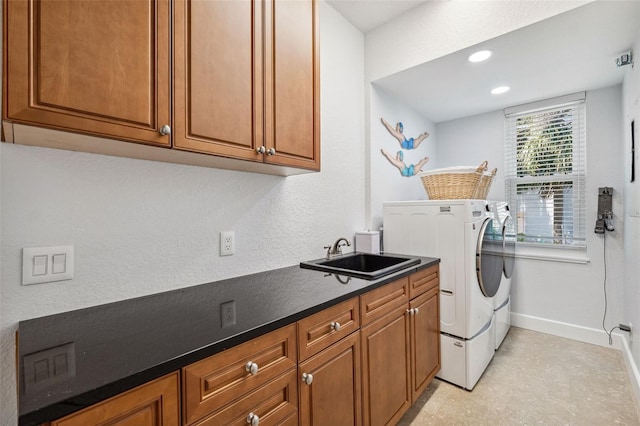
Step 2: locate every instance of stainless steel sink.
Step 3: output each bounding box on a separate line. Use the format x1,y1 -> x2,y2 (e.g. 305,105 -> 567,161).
300,253 -> 421,280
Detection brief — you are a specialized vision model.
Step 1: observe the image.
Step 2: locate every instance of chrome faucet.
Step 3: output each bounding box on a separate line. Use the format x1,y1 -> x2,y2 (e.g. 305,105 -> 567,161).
324,237 -> 351,259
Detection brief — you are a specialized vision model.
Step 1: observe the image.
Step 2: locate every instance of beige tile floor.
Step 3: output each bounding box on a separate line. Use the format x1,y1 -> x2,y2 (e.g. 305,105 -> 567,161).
399,327 -> 640,425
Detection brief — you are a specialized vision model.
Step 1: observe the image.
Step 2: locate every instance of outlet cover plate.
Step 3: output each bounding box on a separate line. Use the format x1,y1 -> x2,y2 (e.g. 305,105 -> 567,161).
220,300 -> 237,327
220,231 -> 235,256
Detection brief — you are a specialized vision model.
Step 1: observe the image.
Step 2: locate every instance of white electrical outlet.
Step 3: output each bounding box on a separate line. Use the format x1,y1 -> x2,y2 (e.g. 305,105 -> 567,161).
220,231 -> 235,256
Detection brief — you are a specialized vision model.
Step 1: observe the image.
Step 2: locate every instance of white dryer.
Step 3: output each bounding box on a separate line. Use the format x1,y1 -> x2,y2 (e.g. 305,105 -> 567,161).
383,199 -> 503,390
488,201 -> 516,349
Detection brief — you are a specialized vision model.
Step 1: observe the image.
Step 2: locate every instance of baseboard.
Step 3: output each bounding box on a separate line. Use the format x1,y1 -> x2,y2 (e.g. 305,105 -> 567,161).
511,312 -> 624,349
620,334 -> 640,412
512,312 -> 640,408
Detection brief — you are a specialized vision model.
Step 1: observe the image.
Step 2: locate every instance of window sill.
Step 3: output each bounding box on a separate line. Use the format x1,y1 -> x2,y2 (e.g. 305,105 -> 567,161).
513,245 -> 590,264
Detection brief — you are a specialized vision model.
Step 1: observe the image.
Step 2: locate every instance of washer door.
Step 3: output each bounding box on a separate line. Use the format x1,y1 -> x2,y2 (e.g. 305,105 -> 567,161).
503,215 -> 516,279
477,218 -> 503,298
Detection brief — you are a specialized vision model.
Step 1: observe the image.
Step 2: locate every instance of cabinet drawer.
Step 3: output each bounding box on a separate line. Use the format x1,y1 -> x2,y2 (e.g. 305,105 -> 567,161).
298,297 -> 360,361
183,324 -> 297,425
360,278 -> 409,326
409,265 -> 439,299
297,297 -> 359,361
193,370 -> 298,426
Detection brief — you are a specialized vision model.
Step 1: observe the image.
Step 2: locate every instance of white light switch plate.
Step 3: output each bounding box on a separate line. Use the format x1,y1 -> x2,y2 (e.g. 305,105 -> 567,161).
22,246 -> 74,285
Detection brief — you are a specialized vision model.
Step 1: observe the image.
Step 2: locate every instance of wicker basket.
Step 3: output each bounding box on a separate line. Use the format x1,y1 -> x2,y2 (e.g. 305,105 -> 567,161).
473,167 -> 497,200
417,161 -> 489,200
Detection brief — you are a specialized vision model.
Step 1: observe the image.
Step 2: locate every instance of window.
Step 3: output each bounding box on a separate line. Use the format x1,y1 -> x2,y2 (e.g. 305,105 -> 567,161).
504,93 -> 586,247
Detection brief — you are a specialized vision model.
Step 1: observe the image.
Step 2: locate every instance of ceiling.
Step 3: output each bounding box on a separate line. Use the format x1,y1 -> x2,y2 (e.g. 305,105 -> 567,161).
326,0 -> 428,33
330,1 -> 640,124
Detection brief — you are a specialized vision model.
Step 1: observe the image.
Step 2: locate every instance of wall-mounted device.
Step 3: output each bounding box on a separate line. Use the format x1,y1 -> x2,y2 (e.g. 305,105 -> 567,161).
615,51 -> 633,67
594,187 -> 614,234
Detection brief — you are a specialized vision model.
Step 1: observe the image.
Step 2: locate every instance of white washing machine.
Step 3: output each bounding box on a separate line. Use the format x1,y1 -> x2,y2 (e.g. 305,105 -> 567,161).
383,199 -> 503,390
488,201 -> 516,349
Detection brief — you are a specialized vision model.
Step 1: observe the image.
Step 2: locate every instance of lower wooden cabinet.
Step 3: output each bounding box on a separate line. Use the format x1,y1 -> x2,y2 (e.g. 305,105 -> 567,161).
182,325 -> 297,425
409,284 -> 440,402
361,305 -> 411,426
191,370 -> 298,426
361,268 -> 441,426
298,331 -> 362,426
47,372 -> 180,426
42,266 -> 439,426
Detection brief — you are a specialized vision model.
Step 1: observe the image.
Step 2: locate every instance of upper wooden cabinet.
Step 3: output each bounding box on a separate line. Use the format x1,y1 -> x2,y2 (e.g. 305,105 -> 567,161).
3,0 -> 320,173
264,0 -> 320,170
3,0 -> 172,146
173,0 -> 320,170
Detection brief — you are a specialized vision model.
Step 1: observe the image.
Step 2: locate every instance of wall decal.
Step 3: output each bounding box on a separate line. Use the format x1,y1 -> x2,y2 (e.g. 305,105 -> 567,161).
381,149 -> 429,177
380,117 -> 430,177
381,117 -> 429,149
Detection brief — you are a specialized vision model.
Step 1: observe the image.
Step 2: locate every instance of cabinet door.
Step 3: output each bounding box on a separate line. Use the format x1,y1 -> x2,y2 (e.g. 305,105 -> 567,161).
4,0 -> 171,146
49,372 -> 179,426
409,285 -> 440,402
264,0 -> 320,170
298,332 -> 361,426
173,0 -> 264,161
361,307 -> 411,426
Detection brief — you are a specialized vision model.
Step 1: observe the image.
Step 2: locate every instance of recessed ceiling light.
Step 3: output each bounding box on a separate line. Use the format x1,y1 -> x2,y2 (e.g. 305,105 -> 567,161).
491,86 -> 510,95
468,50 -> 492,63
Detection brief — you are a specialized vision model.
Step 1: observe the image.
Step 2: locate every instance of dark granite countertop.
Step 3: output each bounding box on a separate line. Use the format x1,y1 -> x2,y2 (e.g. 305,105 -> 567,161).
17,254 -> 439,425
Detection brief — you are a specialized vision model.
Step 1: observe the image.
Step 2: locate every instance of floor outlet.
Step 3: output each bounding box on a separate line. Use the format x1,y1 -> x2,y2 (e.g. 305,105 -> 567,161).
220,231 -> 235,256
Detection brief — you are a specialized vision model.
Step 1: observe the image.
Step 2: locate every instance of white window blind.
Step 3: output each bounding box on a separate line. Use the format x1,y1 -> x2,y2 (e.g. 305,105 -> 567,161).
504,93 -> 586,247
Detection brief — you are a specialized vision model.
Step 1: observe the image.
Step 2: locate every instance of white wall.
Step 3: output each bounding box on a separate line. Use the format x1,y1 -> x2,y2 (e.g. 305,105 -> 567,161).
436,86 -> 625,337
365,0 -> 591,82
622,27 -> 640,382
0,3 -> 365,424
436,110 -> 505,201
368,85 -> 437,229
